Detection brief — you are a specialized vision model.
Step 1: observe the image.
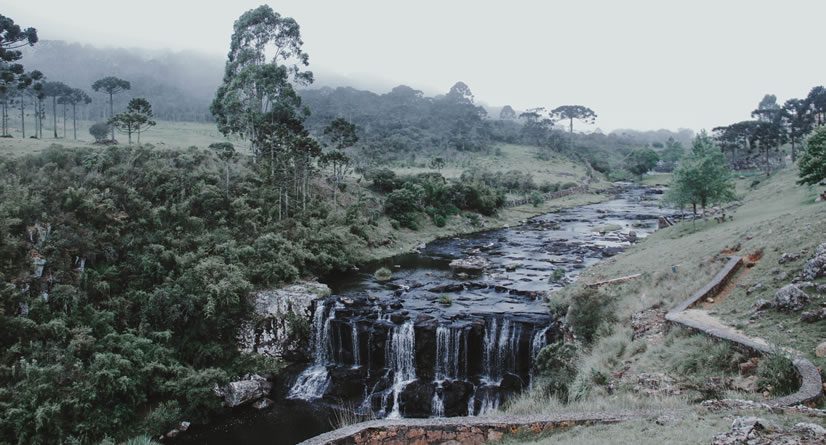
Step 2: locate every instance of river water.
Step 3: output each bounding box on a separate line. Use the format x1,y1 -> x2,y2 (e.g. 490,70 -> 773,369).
173,184 -> 673,445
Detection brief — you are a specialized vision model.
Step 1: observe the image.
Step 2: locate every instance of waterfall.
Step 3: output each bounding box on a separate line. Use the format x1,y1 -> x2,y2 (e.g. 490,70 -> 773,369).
478,390 -> 500,415
431,385 -> 445,417
529,325 -> 551,385
288,301 -> 336,400
482,318 -> 522,383
351,323 -> 361,368
386,322 -> 416,419
435,326 -> 465,381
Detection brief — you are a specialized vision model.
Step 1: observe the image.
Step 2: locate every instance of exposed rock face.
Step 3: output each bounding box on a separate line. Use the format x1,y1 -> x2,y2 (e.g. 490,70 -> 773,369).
778,252 -> 802,264
775,284 -> 810,312
801,243 -> 826,281
631,309 -> 667,341
238,281 -> 331,361
214,374 -> 272,408
711,416 -> 825,445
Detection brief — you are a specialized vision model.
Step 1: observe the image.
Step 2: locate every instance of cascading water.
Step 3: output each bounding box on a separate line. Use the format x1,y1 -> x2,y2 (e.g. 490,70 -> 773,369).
351,323 -> 361,368
435,326 -> 465,381
287,301 -> 336,400
482,317 -> 522,383
385,322 -> 416,419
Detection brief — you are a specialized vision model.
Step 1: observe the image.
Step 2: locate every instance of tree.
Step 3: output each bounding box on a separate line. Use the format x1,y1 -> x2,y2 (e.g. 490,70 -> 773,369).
665,133 -> 736,221
430,157 -> 445,171
209,142 -> 237,199
797,126 -> 826,186
60,88 -> 91,140
625,147 -> 659,178
499,105 -> 516,120
210,5 -> 312,158
0,15 -> 38,94
14,70 -> 42,138
752,94 -> 781,122
321,118 -> 358,205
805,86 -> 826,127
91,76 -> 131,140
549,105 -> 597,150
108,98 -> 156,144
89,122 -> 109,142
781,98 -> 814,162
445,81 -> 474,104
660,137 -> 685,170
42,81 -> 71,138
752,118 -> 786,176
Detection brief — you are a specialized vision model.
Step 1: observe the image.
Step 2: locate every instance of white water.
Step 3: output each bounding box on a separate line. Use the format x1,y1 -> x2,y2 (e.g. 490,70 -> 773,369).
287,301 -> 336,400
386,322 -> 416,419
482,318 -> 522,383
431,385 -> 445,417
351,323 -> 361,368
435,326 -> 465,380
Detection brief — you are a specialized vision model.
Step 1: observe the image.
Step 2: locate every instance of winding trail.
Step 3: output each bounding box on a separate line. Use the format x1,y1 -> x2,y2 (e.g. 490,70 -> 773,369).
298,256 -> 823,445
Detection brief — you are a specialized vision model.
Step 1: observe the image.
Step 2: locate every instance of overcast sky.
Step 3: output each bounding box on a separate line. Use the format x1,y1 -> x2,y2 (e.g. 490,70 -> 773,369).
5,0 -> 825,132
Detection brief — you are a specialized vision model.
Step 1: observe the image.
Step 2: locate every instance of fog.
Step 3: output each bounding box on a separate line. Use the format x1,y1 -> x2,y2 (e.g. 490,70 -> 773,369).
5,0 -> 825,132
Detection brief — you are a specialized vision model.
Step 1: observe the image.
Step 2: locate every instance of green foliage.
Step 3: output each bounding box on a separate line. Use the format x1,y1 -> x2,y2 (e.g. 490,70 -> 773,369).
549,268 -> 565,283
374,267 -> 393,282
530,192 -> 543,207
565,287 -> 616,344
665,132 -> 736,214
624,147 -> 659,177
534,341 -> 578,402
89,122 -> 110,142
438,294 -> 452,305
0,145 -> 366,443
756,350 -> 798,396
367,168 -> 401,193
384,183 -> 424,229
797,126 -> 826,185
606,169 -> 634,182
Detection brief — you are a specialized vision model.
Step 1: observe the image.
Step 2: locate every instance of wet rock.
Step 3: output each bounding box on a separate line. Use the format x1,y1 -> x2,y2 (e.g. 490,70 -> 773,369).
251,397 -> 273,409
428,283 -> 465,293
775,284 -> 810,312
601,247 -> 623,257
328,368 -> 364,399
449,256 -> 490,273
442,380 -> 474,416
627,231 -> 638,243
399,380 -> 435,418
213,374 -> 272,408
801,243 -> 826,281
499,373 -> 525,392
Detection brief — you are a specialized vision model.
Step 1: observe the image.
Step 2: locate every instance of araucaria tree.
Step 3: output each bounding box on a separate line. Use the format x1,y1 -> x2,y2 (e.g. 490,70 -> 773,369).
549,105 -> 596,150
0,14 -> 38,94
42,81 -> 71,138
797,126 -> 826,186
108,97 -> 156,144
91,76 -> 130,140
61,88 -> 91,139
665,132 -> 736,220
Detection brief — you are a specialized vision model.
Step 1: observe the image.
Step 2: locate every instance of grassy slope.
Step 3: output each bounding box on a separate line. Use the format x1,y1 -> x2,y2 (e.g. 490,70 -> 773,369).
0,120 -> 241,156
504,165 -> 826,443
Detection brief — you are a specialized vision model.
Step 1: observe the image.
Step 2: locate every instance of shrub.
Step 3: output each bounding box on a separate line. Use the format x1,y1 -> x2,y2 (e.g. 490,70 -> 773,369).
539,182 -> 560,193
367,168 -> 401,193
438,294 -> 452,305
565,287 -> 616,344
756,350 -> 798,395
549,269 -> 565,283
89,122 -> 110,142
534,341 -> 578,402
374,267 -> 393,282
433,214 -> 446,227
530,192 -> 543,207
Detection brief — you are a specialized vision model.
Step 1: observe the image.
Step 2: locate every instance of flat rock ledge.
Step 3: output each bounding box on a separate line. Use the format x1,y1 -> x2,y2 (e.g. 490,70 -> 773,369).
300,255 -> 824,445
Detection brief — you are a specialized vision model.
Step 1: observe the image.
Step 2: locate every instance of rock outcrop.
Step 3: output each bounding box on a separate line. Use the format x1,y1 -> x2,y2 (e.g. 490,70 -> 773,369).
801,243 -> 826,281
774,284 -> 810,312
214,374 -> 272,408
238,281 -> 331,361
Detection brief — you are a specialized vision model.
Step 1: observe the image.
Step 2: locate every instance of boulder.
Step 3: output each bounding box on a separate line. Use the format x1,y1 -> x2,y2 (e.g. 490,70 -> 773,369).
251,398 -> 273,409
778,252 -> 801,264
237,281 -> 331,361
801,243 -> 826,281
792,423 -> 826,439
399,380 -> 435,418
627,231 -> 638,243
750,299 -> 774,311
775,284 -> 810,312
449,256 -> 490,273
800,309 -> 826,323
816,342 -> 826,358
213,374 -> 272,408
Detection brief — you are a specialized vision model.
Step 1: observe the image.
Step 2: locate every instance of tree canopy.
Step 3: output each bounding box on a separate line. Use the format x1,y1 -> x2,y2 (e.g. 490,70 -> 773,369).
665,133 -> 736,217
0,14 -> 38,93
797,126 -> 826,186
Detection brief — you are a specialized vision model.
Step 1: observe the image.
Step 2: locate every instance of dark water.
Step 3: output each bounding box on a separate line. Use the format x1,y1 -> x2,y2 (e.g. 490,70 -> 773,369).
171,184 -> 673,445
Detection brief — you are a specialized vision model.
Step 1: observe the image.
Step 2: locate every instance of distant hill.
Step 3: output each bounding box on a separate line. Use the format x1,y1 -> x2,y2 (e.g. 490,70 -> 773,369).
19,40 -> 223,122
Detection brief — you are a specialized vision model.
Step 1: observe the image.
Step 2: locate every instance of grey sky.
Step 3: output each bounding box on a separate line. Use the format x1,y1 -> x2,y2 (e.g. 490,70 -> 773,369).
5,0 -> 825,132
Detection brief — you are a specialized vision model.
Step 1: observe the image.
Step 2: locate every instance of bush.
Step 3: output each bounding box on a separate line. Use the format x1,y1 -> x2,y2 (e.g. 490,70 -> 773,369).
384,183 -> 424,229
367,168 -> 401,193
756,350 -> 798,395
438,294 -> 452,305
89,122 -> 110,142
539,182 -> 560,193
565,287 -> 616,344
534,341 -> 578,402
529,191 -> 543,207
549,268 -> 565,283
374,267 -> 393,282
433,214 -> 446,227
606,169 -> 634,182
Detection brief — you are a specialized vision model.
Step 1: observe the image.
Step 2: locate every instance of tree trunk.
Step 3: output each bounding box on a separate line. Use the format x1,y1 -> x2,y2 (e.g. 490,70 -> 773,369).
72,104 -> 77,139
225,164 -> 230,200
569,117 -> 574,151
20,99 -> 24,138
791,136 -> 796,163
109,92 -> 114,140
62,103 -> 67,138
52,96 -> 57,138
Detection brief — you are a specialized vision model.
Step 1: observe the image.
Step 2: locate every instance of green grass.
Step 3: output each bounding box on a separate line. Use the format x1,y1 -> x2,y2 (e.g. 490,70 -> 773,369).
390,143 -> 610,190
0,119 -> 241,157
